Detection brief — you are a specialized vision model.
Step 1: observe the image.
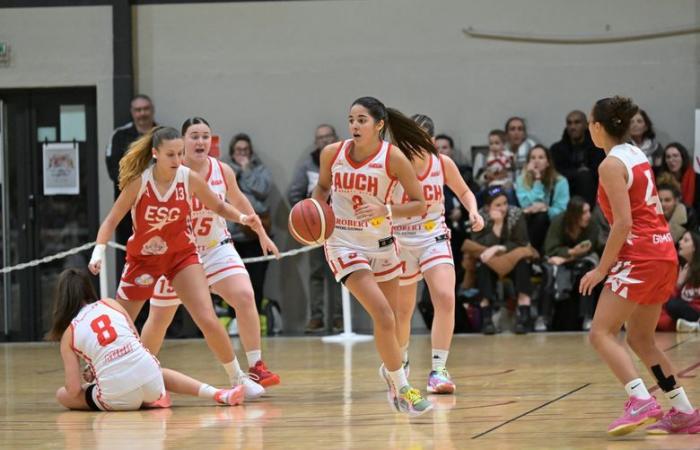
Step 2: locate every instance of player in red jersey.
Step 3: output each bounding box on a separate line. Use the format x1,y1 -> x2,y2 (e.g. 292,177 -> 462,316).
313,97 -> 433,416
48,269 -> 244,411
88,126 -> 266,397
142,117 -> 280,391
579,96 -> 699,436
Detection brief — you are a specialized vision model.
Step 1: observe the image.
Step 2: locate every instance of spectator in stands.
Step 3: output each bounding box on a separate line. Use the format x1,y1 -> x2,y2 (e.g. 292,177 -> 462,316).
628,109 -> 663,166
287,124 -> 343,333
476,129 -> 516,188
105,94 -> 156,283
227,133 -> 272,311
505,117 -> 537,169
657,184 -> 691,243
538,196 -> 600,332
655,142 -> 700,213
550,110 -> 605,206
657,231 -> 700,332
462,187 -> 537,335
515,145 -> 570,253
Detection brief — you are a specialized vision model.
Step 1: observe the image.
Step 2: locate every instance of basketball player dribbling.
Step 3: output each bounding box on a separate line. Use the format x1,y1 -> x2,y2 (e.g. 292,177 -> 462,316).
391,114 -> 484,395
143,117 -> 281,393
579,96 -> 699,435
49,269 -> 244,411
312,96 -> 433,416
88,126 -> 266,401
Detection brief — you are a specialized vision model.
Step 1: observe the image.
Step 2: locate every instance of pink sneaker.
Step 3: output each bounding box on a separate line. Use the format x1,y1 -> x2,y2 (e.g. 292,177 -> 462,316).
607,396 -> 663,436
646,408 -> 700,434
214,385 -> 245,406
143,391 -> 172,409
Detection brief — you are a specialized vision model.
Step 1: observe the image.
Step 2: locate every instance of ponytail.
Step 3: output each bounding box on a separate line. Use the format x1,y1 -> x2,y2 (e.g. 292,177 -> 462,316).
46,268 -> 98,341
118,126 -> 181,190
351,97 -> 436,161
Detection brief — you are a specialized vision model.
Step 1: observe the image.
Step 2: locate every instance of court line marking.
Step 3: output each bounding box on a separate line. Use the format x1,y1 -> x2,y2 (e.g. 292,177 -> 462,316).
470,383 -> 591,439
663,336 -> 697,352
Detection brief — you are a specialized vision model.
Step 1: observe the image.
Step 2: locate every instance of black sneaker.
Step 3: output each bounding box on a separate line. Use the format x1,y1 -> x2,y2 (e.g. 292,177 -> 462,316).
515,305 -> 530,335
304,318 -> 324,334
481,306 -> 496,335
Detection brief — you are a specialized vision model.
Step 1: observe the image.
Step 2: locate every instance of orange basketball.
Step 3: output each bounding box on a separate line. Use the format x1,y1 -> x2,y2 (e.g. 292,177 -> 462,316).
288,199 -> 335,245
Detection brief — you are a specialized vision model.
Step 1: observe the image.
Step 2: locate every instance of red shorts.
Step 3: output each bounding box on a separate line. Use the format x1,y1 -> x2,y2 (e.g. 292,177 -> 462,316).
605,259 -> 678,305
117,249 -> 200,301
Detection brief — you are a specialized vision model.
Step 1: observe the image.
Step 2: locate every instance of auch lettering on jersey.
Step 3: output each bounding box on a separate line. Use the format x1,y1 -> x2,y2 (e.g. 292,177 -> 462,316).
400,184 -> 443,204
191,192 -> 225,217
333,172 -> 379,197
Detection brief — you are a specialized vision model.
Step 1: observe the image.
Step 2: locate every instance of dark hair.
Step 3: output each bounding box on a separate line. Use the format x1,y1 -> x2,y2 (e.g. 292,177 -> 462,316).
119,126 -> 181,190
181,116 -> 210,135
316,123 -> 337,137
636,109 -> 657,141
656,182 -> 681,199
46,268 -> 98,341
522,144 -> 561,192
505,117 -> 526,133
484,186 -> 508,206
488,129 -> 507,143
660,142 -> 690,177
351,97 -> 436,160
229,133 -> 253,157
411,114 -> 435,137
563,196 -> 589,240
684,231 -> 700,287
591,96 -> 639,140
434,133 -> 454,149
130,94 -> 153,105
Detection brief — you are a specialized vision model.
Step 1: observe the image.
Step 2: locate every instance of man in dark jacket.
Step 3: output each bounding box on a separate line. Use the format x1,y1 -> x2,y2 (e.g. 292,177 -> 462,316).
105,94 -> 156,281
287,124 -> 343,333
550,110 -> 605,206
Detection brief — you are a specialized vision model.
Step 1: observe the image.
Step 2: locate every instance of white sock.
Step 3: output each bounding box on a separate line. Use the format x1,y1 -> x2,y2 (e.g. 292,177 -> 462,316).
222,358 -> 245,385
387,367 -> 409,391
400,343 -> 409,365
432,349 -> 449,371
625,378 -> 651,400
665,387 -> 694,413
198,384 -> 218,399
246,350 -> 262,367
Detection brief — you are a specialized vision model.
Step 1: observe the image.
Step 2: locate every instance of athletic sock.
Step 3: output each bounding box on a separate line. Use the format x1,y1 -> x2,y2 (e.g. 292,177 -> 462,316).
432,349 -> 449,371
625,378 -> 651,400
387,367 -> 409,391
222,358 -> 245,385
198,384 -> 218,399
665,387 -> 694,413
246,350 -> 262,367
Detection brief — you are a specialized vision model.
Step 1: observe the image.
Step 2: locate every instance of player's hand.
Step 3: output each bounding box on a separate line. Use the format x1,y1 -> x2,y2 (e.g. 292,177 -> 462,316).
88,244 -> 105,275
469,211 -> 485,232
259,234 -> 280,258
82,364 -> 95,383
579,267 -> 606,296
240,213 -> 262,230
355,204 -> 387,221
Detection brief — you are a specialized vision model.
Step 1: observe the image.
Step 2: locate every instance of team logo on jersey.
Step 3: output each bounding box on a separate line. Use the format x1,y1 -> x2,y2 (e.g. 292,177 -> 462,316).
206,239 -> 219,249
135,274 -> 155,286
145,206 -> 182,233
369,217 -> 385,228
369,163 -> 383,169
211,179 -> 224,186
423,220 -> 436,231
141,236 -> 168,255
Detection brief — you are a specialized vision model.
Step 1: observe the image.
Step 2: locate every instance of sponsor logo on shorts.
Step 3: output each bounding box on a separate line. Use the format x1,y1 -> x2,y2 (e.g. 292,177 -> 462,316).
135,274 -> 155,286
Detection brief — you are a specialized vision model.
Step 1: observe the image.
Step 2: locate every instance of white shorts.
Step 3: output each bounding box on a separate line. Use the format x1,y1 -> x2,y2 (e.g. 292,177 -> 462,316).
324,242 -> 404,283
88,375 -> 165,411
150,243 -> 248,307
398,238 -> 453,286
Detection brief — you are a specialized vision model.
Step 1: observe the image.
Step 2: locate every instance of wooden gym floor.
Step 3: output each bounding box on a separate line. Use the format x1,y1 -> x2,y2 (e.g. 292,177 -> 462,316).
1,332 -> 699,449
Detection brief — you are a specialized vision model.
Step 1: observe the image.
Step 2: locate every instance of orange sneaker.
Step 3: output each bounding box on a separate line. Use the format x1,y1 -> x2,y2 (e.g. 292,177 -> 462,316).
249,360 -> 280,388
143,391 -> 172,409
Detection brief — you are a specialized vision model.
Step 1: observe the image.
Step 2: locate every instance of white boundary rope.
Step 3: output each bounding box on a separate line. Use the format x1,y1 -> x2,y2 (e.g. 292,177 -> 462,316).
0,241 -> 321,274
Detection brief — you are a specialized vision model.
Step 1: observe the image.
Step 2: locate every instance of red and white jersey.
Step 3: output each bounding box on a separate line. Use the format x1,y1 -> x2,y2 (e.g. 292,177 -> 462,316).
392,153 -> 447,246
126,165 -> 196,257
597,143 -> 677,263
71,301 -> 160,396
190,157 -> 231,254
328,140 -> 397,251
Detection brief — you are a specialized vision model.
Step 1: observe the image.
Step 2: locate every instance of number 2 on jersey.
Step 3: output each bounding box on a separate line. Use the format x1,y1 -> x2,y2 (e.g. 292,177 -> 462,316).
90,314 -> 117,347
643,170 -> 663,214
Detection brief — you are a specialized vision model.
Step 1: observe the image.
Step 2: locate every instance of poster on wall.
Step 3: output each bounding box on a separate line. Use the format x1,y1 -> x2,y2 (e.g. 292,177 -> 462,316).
43,142 -> 79,195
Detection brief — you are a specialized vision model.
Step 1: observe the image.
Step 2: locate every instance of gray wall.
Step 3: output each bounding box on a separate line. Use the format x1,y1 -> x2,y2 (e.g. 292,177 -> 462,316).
134,0 -> 699,332
0,5 -> 117,288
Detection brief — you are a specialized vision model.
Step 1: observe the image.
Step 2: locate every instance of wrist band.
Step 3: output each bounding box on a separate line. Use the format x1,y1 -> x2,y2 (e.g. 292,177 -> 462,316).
90,244 -> 105,265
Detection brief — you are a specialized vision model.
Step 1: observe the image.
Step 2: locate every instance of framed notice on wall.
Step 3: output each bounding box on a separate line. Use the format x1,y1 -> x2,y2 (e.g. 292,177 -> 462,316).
43,142 -> 79,195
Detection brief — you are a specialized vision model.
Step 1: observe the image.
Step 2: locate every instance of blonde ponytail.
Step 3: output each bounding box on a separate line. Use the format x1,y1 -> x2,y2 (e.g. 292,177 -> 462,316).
118,126 -> 181,190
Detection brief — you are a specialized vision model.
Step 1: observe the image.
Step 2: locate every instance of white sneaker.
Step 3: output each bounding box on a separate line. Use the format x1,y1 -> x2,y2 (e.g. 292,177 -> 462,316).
227,318 -> 239,336
676,318 -> 700,333
236,374 -> 265,400
534,316 -> 547,332
582,317 -> 593,331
